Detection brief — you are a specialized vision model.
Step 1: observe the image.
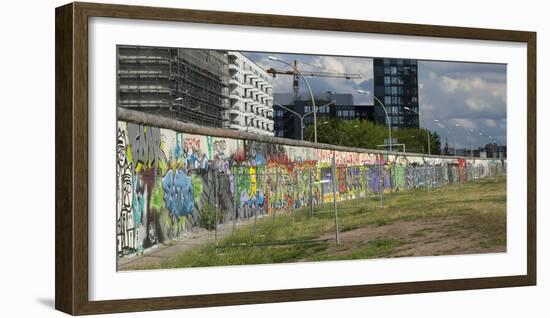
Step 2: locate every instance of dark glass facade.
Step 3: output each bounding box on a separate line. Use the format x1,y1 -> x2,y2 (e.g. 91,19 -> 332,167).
273,93 -> 374,140
373,58 -> 419,129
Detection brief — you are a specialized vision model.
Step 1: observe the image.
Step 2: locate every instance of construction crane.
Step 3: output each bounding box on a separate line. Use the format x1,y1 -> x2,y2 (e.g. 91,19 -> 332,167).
265,59 -> 362,95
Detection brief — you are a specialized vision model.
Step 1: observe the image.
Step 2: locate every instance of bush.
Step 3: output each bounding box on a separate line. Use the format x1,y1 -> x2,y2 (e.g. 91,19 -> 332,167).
199,203 -> 217,231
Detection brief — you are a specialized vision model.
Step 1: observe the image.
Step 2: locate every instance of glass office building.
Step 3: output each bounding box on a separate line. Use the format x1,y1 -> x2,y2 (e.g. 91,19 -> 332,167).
373,58 -> 419,129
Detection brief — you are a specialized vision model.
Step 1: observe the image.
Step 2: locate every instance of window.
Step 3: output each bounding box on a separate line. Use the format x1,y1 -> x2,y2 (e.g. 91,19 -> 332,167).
391,86 -> 398,95
384,67 -> 391,75
337,110 -> 342,117
384,76 -> 391,85
412,96 -> 418,103
304,106 -> 311,113
391,67 -> 397,75
392,96 -> 402,105
384,96 -> 392,105
383,59 -> 390,66
349,110 -> 355,117
385,87 -> 392,95
391,106 -> 399,114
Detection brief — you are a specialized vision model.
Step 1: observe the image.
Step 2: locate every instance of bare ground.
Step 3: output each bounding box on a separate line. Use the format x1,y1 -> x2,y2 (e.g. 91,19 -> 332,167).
314,215 -> 505,261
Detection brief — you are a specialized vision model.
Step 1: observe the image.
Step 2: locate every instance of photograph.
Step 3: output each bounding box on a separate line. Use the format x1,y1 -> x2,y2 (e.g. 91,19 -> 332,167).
115,45 -> 507,271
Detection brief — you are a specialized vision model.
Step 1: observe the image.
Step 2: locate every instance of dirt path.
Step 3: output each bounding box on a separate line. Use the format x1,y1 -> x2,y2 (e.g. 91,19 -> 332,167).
315,215 -> 505,260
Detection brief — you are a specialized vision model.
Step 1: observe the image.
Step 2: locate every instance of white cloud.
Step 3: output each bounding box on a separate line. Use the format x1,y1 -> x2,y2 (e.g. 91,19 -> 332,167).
418,60 -> 507,148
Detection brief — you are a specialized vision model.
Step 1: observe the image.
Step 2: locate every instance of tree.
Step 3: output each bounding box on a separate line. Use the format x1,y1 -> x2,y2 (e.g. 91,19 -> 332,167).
304,119 -> 441,155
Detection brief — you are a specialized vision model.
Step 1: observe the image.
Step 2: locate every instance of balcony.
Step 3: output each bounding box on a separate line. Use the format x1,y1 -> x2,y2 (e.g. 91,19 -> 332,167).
229,123 -> 243,130
229,109 -> 243,116
228,64 -> 241,72
229,93 -> 242,100
229,78 -> 243,87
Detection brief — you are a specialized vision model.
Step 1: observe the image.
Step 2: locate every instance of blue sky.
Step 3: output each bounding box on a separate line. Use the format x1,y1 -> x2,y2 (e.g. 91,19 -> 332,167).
244,52 -> 507,149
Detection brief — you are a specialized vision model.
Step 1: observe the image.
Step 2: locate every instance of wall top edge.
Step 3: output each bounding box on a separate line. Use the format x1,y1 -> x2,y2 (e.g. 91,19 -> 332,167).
117,108 -> 502,162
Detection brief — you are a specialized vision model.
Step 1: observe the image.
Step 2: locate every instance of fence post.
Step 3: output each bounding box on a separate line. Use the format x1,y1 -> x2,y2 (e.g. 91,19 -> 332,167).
291,172 -> 295,222
378,163 -> 385,208
364,170 -> 369,208
253,169 -> 257,238
272,169 -> 279,224
232,169 -> 237,242
321,168 -> 325,209
214,172 -> 219,253
332,154 -> 340,245
309,169 -> 313,218
355,168 -> 360,208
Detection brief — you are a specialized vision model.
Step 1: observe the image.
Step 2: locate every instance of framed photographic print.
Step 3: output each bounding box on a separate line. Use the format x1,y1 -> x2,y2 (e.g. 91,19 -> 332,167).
55,2 -> 536,315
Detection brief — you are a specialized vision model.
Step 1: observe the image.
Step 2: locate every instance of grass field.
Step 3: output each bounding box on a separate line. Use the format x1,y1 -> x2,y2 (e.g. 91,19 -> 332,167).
127,176 -> 506,270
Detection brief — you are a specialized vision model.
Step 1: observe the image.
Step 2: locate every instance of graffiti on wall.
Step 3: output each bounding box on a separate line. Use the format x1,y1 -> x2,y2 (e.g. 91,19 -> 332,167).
116,121 -> 506,257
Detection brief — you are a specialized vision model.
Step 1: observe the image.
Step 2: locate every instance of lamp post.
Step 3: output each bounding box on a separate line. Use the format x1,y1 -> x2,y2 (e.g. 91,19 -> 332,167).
357,89 -> 392,152
455,123 -> 473,157
404,106 -> 430,155
268,56 -> 318,143
434,119 -> 457,156
273,101 -> 335,140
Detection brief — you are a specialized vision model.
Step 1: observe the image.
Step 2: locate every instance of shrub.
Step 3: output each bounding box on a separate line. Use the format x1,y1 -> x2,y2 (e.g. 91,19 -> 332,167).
199,203 -> 217,231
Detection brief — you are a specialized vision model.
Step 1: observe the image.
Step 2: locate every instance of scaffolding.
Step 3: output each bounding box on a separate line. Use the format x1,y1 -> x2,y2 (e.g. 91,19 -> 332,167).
117,45 -> 230,128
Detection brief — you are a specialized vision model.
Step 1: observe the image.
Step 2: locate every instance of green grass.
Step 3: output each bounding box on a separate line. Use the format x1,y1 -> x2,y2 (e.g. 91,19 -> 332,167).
134,176 -> 506,270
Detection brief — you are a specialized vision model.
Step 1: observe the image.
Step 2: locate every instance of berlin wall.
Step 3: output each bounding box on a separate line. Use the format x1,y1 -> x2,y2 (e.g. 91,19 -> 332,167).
116,109 -> 506,257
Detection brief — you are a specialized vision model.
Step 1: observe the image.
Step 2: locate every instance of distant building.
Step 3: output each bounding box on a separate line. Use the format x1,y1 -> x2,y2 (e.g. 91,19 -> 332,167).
273,92 -> 374,140
117,45 -> 230,128
373,58 -> 419,129
226,52 -> 274,136
484,143 -> 507,159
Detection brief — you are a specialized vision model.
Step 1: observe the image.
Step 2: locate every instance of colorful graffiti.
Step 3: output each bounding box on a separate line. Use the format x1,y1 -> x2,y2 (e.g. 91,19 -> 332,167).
116,121 -> 507,257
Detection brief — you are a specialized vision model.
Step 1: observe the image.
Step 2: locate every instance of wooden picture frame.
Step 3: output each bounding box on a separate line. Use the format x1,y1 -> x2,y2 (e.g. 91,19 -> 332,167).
55,2 -> 536,315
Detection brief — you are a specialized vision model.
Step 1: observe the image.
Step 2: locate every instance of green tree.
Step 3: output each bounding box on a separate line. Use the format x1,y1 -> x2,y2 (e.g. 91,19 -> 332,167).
304,119 -> 441,155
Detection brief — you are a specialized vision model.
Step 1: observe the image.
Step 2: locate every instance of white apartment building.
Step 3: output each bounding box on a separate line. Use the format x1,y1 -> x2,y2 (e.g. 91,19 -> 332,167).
227,52 -> 274,136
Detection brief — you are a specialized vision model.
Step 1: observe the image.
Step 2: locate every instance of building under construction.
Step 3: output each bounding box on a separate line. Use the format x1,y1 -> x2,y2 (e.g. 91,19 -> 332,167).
117,45 -> 230,128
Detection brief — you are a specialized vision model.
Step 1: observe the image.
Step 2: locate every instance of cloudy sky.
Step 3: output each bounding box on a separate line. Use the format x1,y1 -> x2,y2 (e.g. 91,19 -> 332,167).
244,52 -> 506,149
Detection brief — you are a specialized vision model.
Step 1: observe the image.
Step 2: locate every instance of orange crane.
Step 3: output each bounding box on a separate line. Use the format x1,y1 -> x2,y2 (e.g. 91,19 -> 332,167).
266,59 -> 362,95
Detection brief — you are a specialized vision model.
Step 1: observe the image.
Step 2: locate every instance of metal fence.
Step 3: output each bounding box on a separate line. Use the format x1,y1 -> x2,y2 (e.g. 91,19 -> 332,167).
202,158 -> 506,249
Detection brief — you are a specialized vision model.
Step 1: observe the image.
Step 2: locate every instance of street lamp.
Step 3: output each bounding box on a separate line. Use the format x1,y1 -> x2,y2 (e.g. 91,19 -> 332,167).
357,89 -> 392,152
268,56 -> 318,143
434,119 -> 457,156
455,123 -> 473,157
404,106 -> 430,155
273,101 -> 335,140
